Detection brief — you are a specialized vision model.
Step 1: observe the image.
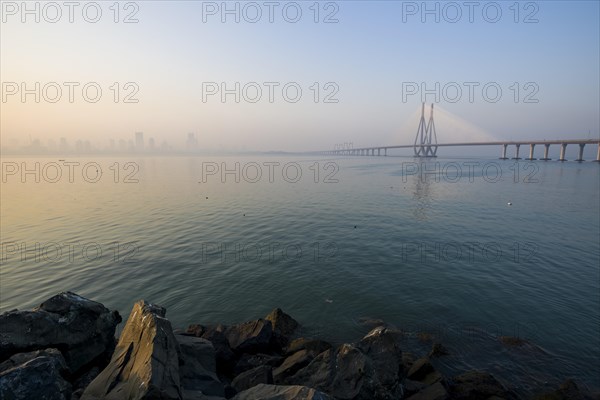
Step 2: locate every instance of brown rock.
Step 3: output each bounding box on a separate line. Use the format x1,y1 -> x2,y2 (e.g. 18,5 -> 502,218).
81,300 -> 182,400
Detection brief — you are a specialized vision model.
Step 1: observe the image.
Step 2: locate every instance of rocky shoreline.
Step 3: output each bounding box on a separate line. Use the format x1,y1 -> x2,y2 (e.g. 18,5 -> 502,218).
0,292 -> 596,400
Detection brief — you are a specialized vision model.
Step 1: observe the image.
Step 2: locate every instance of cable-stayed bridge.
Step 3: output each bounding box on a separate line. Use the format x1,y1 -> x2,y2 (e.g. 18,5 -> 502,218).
321,104 -> 600,162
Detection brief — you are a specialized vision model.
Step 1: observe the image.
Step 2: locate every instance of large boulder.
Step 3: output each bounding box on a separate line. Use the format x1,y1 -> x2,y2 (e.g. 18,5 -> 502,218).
287,329 -> 406,400
232,383 -> 332,400
176,334 -> 224,397
187,324 -> 236,377
0,292 -> 121,374
285,338 -> 332,356
81,300 -> 182,400
225,319 -> 273,354
0,348 -> 72,400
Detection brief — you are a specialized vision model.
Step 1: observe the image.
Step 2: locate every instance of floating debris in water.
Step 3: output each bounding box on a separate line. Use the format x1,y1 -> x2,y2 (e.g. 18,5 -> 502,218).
325,299 -> 333,303
507,202 -> 512,206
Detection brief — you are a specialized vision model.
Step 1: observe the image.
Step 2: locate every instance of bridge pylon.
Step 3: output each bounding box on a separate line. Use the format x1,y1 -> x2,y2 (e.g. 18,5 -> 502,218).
414,103 -> 438,157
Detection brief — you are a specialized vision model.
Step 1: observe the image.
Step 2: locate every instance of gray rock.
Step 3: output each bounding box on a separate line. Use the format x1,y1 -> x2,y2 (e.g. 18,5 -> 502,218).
232,384 -> 332,400
225,319 -> 273,354
176,334 -> 224,397
231,365 -> 273,392
81,300 -> 182,400
428,343 -> 449,358
0,348 -> 72,400
0,292 -> 121,375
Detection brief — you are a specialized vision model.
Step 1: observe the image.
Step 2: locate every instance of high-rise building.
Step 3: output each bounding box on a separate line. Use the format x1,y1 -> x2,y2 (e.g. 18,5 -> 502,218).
186,132 -> 198,151
135,132 -> 144,151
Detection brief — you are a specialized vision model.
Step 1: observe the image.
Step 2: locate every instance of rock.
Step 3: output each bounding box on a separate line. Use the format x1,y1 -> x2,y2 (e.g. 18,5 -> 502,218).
290,343 -> 385,399
225,319 -> 273,354
0,291 -> 121,375
273,350 -> 315,383
232,384 -> 332,400
265,308 -> 299,349
196,325 -> 236,377
449,371 -> 511,400
286,338 -> 332,356
357,326 -> 403,391
231,365 -> 273,392
176,334 -> 224,397
428,343 -> 449,358
234,353 -> 284,376
407,382 -> 449,400
0,348 -> 72,400
81,300 -> 182,400
407,358 -> 435,381
186,324 -> 207,337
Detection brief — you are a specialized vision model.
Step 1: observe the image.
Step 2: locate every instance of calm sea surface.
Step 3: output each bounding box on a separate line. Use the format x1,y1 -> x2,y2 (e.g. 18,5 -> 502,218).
1,155 -> 599,396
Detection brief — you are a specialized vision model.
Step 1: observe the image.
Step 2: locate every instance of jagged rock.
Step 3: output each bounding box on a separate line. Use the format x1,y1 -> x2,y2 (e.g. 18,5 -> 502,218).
288,342 -> 400,400
81,300 -> 182,400
265,308 -> 299,349
0,292 -> 121,374
225,319 -> 273,354
176,334 -> 224,397
231,365 -> 273,392
286,338 -> 332,356
429,343 -> 449,358
407,382 -> 449,400
357,326 -> 403,391
232,384 -> 332,400
407,358 -> 435,381
449,371 -> 511,400
274,350 -> 315,383
234,353 -> 284,376
0,348 -> 72,400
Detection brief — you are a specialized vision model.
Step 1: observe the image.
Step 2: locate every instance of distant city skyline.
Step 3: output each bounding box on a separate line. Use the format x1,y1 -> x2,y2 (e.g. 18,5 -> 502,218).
1,1 -> 599,152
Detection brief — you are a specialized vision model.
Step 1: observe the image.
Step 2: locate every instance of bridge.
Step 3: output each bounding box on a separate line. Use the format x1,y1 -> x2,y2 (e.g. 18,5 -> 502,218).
322,104 -> 600,162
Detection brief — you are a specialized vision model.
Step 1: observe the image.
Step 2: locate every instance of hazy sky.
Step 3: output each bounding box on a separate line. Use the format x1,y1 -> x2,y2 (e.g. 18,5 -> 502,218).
1,1 -> 599,151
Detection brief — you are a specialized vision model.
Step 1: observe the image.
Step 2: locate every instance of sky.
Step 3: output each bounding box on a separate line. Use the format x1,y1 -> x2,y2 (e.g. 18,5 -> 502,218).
1,0 -> 599,152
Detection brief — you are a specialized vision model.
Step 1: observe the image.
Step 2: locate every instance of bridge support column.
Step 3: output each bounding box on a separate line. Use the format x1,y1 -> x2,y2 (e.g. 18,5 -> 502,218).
575,143 -> 585,162
500,144 -> 508,159
595,144 -> 600,162
540,144 -> 551,160
559,143 -> 567,161
377,148 -> 381,156
526,144 -> 536,160
384,148 -> 387,156
511,144 -> 521,160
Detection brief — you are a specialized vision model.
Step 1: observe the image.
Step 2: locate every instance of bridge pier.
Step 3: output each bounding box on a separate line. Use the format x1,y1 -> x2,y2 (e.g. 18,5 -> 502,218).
540,143 -> 551,160
511,144 -> 521,160
499,144 -> 508,159
526,144 -> 536,160
575,143 -> 585,162
558,143 -> 568,161
377,148 -> 381,156
384,148 -> 387,156
595,144 -> 600,162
